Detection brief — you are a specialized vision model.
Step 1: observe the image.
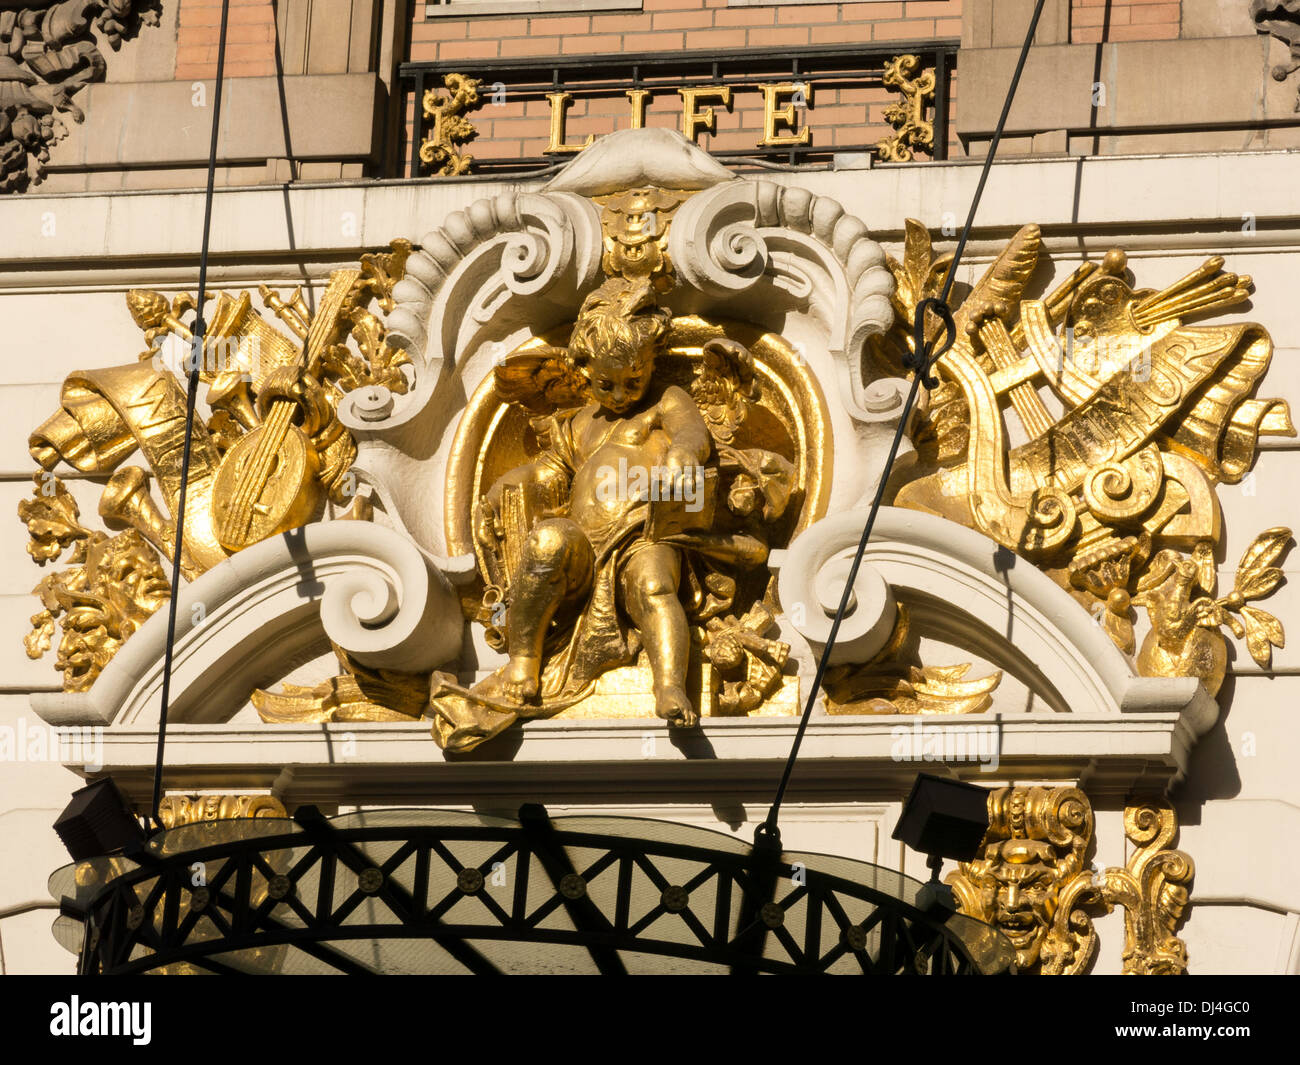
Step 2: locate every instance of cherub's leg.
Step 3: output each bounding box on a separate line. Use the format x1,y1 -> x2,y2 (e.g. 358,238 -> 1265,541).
503,518 -> 592,701
620,544 -> 698,728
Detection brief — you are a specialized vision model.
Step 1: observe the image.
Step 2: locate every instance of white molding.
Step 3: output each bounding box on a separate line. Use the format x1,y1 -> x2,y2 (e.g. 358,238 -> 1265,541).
5,153 -> 1300,274
777,506 -> 1218,733
80,713 -> 1201,807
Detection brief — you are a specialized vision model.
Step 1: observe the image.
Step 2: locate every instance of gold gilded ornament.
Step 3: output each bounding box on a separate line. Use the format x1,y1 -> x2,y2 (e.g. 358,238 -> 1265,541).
209,271 -> 360,551
702,602 -> 793,715
19,474 -> 169,691
876,55 -> 936,162
1099,798 -> 1194,976
420,74 -> 482,175
426,189 -> 824,750
952,788 -> 1195,975
823,605 -> 1003,715
884,221 -> 1293,685
157,794 -> 288,828
432,276 -> 772,748
594,187 -> 687,291
22,243 -> 411,689
253,643 -> 429,723
1133,529 -> 1290,696
948,786 -> 1101,975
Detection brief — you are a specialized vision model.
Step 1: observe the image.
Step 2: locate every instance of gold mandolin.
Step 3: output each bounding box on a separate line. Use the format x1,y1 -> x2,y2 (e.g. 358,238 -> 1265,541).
211,272 -> 357,552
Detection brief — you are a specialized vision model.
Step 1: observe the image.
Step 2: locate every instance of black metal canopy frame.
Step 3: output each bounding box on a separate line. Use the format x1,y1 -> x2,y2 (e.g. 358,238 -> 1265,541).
51,807 -> 1013,975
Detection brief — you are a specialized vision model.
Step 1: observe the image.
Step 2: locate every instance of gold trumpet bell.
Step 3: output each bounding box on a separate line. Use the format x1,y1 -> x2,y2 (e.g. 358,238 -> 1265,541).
99,465 -> 197,580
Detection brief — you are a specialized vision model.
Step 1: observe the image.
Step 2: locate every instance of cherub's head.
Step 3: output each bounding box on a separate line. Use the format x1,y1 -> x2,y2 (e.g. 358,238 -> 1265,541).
567,281 -> 671,414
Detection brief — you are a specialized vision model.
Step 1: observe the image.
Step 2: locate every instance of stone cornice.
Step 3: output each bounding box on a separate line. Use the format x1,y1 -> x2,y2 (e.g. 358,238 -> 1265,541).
3,151 -> 1300,273
79,713 -> 1204,807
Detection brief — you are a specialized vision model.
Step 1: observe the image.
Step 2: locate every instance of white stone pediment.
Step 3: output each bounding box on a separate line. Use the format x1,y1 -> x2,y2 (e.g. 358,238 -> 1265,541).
31,523 -> 466,728
778,506 -> 1216,728
31,506 -> 1213,806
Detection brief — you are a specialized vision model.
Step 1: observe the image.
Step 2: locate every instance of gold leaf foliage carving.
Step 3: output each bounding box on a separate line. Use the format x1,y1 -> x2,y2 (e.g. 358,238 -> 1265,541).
1100,799 -> 1194,976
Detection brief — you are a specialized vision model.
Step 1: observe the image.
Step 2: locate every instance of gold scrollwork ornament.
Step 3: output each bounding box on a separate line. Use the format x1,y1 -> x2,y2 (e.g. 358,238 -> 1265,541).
876,55 -> 936,162
1100,799 -> 1194,976
420,73 -> 483,177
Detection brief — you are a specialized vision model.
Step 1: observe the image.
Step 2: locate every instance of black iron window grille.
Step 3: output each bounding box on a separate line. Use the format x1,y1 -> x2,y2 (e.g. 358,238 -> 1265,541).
399,41 -> 957,177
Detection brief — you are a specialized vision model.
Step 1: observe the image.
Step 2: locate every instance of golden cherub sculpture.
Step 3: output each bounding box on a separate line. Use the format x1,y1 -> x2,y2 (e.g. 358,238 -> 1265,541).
430,277 -> 795,752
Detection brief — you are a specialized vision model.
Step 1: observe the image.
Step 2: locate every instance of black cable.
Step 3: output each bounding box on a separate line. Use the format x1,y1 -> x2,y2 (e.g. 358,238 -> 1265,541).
149,0 -> 233,829
755,0 -> 1050,851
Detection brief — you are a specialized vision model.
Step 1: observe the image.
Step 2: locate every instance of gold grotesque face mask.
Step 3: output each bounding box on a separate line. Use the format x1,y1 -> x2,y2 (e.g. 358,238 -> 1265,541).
982,839 -> 1060,968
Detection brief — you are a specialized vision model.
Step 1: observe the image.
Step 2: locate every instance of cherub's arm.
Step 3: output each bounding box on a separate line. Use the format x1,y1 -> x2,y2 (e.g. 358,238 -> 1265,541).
658,384 -> 712,465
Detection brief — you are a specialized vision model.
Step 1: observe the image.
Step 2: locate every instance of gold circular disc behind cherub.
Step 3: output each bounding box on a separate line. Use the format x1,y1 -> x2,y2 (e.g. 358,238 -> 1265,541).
444,315 -> 833,600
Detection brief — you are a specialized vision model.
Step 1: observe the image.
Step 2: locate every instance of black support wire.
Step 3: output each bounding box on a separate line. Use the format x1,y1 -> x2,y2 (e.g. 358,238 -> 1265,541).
149,0 -> 233,829
755,0 -> 1051,851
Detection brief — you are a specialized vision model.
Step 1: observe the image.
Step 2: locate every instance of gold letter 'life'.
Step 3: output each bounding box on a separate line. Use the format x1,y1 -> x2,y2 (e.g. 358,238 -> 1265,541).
545,92 -> 595,154
758,83 -> 812,147
626,89 -> 649,129
677,87 -> 732,140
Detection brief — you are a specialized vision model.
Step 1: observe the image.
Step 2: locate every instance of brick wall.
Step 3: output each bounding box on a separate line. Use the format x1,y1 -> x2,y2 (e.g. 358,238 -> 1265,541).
406,1 -> 962,173
412,1 -> 961,60
1071,0 -> 1180,44
175,0 -> 279,80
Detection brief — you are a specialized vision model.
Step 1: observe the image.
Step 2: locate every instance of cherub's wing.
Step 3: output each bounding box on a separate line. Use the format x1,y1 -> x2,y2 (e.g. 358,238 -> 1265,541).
691,338 -> 759,444
493,346 -> 587,413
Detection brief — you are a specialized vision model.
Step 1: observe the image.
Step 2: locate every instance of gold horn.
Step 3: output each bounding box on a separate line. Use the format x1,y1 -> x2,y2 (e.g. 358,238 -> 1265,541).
99,466 -> 199,580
